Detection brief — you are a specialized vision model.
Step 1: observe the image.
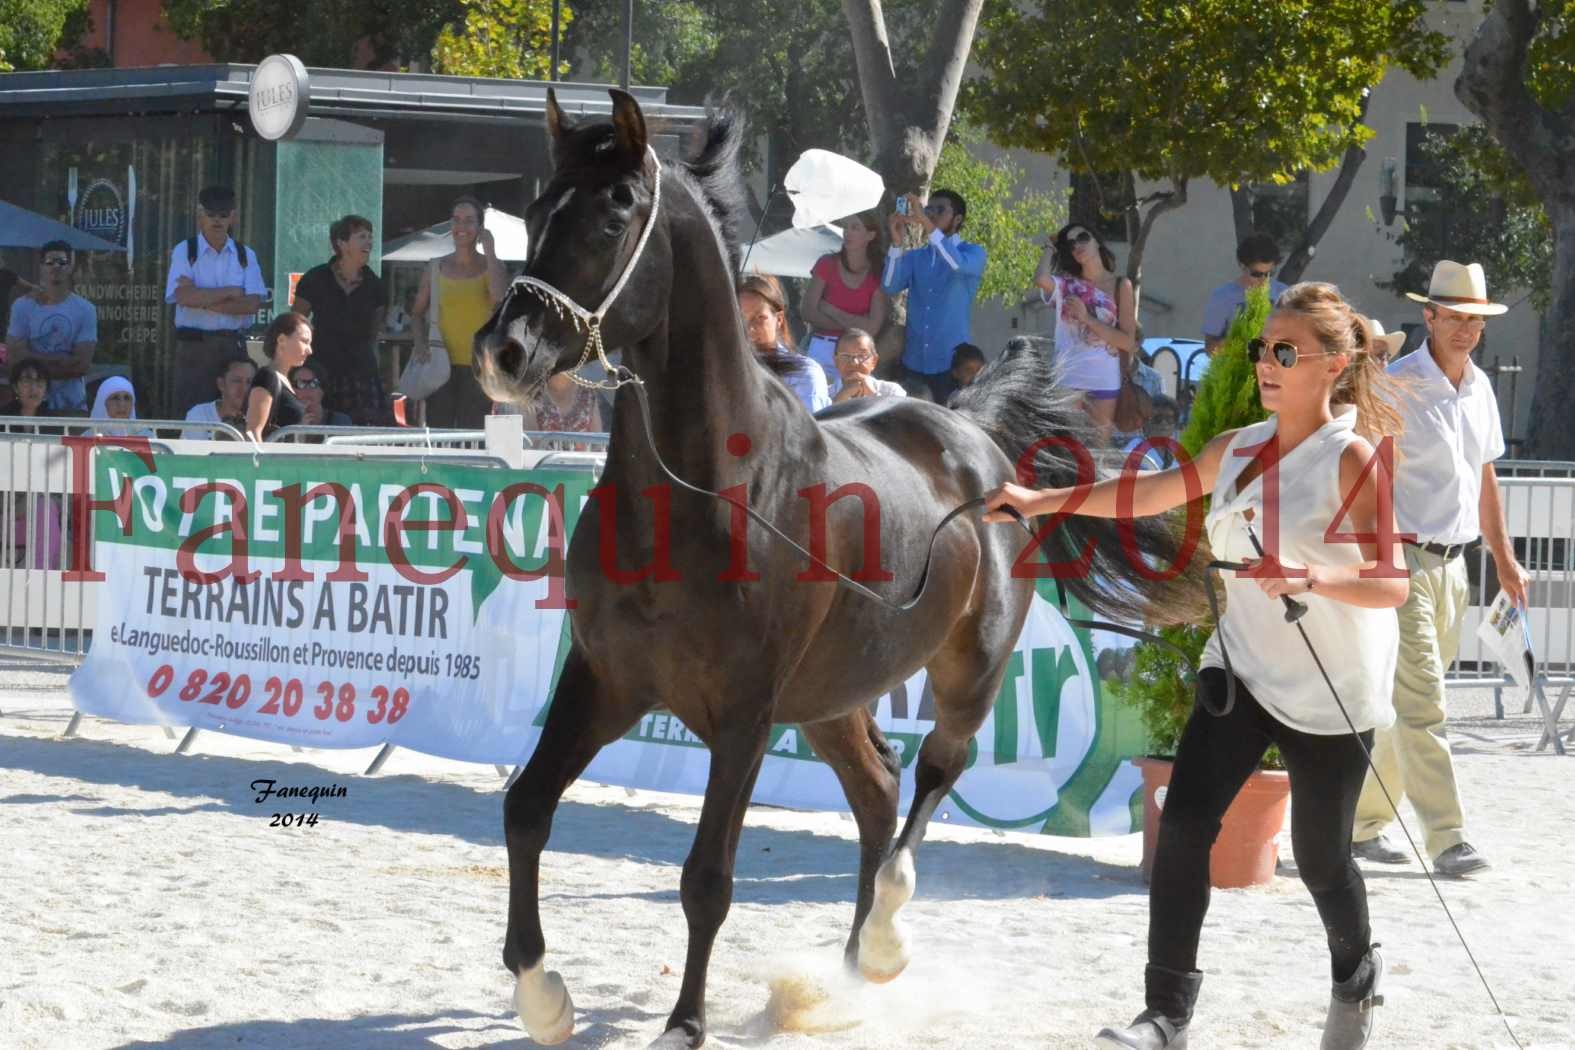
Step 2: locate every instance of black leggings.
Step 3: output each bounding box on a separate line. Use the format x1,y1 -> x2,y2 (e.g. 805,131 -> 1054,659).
1148,669 -> 1375,989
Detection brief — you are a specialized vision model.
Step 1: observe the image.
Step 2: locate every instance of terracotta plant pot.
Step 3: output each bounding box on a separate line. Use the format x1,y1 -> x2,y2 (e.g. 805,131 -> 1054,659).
1133,756 -> 1291,890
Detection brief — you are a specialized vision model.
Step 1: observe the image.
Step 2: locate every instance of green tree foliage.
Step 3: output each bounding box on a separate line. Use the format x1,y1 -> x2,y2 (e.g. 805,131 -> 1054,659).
928,124 -> 1066,307
161,0 -> 464,69
966,0 -> 1449,288
1387,125 -> 1554,312
563,0 -> 935,180
1110,286 -> 1272,760
432,0 -> 568,79
0,0 -> 88,71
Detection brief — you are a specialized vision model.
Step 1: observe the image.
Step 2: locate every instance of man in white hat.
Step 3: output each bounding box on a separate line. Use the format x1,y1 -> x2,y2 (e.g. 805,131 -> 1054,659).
1366,319 -> 1407,365
1351,260 -> 1529,878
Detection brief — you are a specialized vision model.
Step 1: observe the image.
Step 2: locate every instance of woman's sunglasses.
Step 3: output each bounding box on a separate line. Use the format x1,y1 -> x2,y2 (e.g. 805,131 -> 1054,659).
1067,230 -> 1094,245
1246,338 -> 1336,368
296,378 -> 322,389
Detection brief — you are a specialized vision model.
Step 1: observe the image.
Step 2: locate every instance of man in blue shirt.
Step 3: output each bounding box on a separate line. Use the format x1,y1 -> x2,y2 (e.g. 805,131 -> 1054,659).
883,189 -> 986,404
1200,233 -> 1287,354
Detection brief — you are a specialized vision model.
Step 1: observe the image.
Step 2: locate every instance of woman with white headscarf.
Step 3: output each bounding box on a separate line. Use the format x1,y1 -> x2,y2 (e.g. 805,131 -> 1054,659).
90,376 -> 155,438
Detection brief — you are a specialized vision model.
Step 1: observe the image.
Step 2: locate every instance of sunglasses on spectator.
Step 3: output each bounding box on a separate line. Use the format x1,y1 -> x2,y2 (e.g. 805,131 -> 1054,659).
1246,267 -> 1275,280
296,378 -> 322,389
1247,338 -> 1337,368
835,350 -> 875,364
42,257 -> 72,267
1067,230 -> 1095,245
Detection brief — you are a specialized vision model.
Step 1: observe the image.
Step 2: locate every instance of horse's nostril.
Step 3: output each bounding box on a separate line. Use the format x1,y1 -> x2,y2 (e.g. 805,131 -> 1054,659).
497,339 -> 526,378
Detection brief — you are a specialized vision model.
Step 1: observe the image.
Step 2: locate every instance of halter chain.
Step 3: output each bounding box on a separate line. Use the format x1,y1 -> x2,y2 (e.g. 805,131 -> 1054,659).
511,145 -> 663,392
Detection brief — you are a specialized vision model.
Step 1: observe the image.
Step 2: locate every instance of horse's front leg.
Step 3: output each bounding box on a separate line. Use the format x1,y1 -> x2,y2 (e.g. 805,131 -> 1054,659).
653,712 -> 772,1048
505,649 -> 652,1045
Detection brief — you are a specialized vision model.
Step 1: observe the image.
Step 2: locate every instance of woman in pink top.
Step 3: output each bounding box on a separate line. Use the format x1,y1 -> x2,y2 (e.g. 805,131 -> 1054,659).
802,211 -> 888,396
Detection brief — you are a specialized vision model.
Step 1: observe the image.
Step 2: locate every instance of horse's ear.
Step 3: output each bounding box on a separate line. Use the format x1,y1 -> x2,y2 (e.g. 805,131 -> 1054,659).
608,88 -> 647,166
545,87 -> 571,165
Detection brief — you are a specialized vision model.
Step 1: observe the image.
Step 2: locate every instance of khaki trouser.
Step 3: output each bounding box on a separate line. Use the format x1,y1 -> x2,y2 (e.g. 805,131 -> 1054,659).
1354,544 -> 1471,859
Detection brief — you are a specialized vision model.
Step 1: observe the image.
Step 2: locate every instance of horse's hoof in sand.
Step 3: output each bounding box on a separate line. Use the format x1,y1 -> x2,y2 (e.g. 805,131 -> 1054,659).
858,847 -> 915,983
516,961 -> 575,1045
647,1023 -> 702,1048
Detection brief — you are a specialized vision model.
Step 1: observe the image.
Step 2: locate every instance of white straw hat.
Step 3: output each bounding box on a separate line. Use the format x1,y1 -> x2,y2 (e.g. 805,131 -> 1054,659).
1367,319 -> 1407,358
1404,260 -> 1508,316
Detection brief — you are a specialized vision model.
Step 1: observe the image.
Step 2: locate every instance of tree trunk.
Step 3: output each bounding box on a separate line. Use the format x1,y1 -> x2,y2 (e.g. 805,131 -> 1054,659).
1124,178 -> 1189,307
1455,0 -> 1575,459
1229,185 -> 1253,245
1528,207 -> 1575,458
842,0 -> 985,196
1279,96 -> 1372,284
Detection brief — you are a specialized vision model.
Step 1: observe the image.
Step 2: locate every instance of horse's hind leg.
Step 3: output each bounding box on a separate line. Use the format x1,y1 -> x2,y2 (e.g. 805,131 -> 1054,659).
858,644 -> 1014,984
505,648 -> 653,1045
801,708 -> 901,972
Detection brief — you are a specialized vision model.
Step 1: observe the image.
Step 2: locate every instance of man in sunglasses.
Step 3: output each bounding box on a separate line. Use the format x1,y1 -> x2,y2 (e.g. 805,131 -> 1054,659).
883,189 -> 986,404
1200,233 -> 1286,354
4,240 -> 97,413
163,185 -> 269,417
1350,259 -> 1529,879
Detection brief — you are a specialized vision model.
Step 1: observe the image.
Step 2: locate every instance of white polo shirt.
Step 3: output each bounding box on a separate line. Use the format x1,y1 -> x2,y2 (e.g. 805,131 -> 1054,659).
1388,341 -> 1506,546
163,236 -> 268,331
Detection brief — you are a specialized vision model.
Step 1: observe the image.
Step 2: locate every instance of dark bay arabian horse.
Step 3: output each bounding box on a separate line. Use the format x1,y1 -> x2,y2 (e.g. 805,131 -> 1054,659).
472,89 -> 1206,1047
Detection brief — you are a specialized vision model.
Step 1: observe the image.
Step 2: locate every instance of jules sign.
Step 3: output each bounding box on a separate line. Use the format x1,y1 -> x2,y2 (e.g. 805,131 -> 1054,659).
248,54 -> 310,142
74,178 -> 128,246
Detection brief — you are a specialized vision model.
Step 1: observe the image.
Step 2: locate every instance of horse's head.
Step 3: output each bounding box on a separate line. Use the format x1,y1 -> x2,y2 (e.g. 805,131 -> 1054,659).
475,88 -> 670,405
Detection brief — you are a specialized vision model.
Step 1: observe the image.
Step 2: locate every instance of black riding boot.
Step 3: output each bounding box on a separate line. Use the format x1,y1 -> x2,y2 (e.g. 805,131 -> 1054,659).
1094,964 -> 1203,1049
1321,946 -> 1384,1050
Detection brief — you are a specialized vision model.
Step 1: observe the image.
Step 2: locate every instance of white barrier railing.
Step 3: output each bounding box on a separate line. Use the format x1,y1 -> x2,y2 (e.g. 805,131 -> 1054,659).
0,416 -> 606,668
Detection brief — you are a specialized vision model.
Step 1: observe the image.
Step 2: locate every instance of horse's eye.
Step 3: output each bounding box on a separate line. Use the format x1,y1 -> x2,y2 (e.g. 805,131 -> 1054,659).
604,221 -> 628,238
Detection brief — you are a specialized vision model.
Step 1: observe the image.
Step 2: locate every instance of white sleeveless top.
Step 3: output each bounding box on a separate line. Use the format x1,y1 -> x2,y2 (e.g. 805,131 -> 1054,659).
1200,407 -> 1398,734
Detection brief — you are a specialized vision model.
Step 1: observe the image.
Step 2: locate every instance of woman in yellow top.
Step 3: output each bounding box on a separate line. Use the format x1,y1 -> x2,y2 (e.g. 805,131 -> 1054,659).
410,194 -> 508,427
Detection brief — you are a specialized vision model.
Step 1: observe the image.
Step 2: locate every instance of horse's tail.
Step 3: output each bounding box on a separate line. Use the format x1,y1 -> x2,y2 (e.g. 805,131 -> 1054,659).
953,336 -> 1211,627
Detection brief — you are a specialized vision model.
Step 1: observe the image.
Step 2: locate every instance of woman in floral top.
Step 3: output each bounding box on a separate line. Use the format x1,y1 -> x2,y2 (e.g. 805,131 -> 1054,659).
1035,222 -> 1137,441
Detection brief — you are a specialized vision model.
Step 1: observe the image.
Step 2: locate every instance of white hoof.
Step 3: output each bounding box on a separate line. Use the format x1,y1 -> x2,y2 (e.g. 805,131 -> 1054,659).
858,847 -> 916,983
515,961 -> 575,1045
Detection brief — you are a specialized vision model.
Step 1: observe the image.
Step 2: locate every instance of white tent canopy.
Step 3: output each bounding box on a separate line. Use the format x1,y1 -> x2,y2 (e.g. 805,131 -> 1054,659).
740,225 -> 843,280
0,199 -> 125,251
382,207 -> 529,263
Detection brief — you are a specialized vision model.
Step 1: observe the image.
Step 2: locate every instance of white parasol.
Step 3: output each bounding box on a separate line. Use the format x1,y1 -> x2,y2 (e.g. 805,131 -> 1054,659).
782,149 -> 885,229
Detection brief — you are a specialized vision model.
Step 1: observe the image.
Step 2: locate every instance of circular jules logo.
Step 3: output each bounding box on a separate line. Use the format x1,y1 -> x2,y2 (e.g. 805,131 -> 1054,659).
75,179 -> 126,246
249,54 -> 310,141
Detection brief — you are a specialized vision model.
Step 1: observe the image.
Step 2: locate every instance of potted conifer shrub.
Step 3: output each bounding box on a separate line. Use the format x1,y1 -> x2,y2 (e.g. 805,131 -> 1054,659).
1115,285 -> 1291,889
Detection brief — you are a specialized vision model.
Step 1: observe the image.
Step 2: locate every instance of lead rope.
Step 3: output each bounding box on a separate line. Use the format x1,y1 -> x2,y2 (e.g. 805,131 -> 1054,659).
1223,527 -> 1524,1049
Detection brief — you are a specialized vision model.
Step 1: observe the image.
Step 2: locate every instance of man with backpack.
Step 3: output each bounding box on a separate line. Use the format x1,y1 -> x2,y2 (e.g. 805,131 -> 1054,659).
163,185 -> 268,416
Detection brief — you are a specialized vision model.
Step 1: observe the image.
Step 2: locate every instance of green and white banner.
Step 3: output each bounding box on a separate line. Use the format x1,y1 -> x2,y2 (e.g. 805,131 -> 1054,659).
70,450 -> 1148,835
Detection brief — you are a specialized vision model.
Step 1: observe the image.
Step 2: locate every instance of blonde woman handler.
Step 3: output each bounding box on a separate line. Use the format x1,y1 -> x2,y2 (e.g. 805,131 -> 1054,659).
985,283 -> 1409,1050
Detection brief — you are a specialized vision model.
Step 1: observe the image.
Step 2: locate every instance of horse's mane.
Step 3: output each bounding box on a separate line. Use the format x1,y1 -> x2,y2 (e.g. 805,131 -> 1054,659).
669,101 -> 748,275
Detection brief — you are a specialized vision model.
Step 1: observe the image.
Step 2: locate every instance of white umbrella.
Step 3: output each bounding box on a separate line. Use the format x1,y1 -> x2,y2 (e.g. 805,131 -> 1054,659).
783,149 -> 885,229
740,225 -> 844,280
382,206 -> 530,263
